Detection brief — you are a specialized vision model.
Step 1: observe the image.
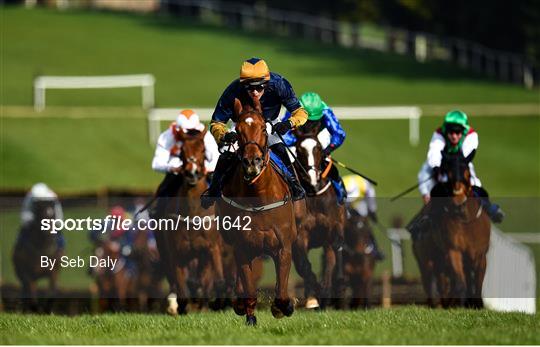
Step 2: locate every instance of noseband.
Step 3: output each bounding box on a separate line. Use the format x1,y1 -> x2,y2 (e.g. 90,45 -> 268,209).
237,121 -> 270,182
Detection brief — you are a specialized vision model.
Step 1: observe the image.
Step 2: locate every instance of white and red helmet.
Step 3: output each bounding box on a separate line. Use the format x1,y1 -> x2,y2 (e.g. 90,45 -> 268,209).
175,109 -> 205,133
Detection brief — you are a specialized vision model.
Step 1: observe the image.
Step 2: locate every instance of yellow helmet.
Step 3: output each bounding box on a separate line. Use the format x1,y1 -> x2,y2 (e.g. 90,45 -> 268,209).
343,175 -> 367,199
240,57 -> 270,84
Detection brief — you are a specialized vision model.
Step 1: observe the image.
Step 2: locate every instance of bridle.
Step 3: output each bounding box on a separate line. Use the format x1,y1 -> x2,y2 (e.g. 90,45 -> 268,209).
442,160 -> 482,222
180,140 -> 206,182
236,115 -> 270,183
296,136 -> 332,196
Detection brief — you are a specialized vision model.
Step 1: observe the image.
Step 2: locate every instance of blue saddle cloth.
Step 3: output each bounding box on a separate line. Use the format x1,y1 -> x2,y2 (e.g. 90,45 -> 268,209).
269,151 -> 291,177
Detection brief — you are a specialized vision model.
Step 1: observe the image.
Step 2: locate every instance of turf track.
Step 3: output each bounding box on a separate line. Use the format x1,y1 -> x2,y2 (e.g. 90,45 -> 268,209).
1,308 -> 539,345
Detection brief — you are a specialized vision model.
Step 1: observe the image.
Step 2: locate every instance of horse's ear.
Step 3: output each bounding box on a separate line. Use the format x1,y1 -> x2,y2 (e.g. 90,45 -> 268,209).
176,128 -> 186,141
233,98 -> 243,119
465,149 -> 476,163
198,125 -> 207,139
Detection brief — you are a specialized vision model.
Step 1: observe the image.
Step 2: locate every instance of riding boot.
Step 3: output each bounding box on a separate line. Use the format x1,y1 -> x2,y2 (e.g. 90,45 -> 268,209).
270,143 -> 305,201
150,173 -> 184,219
472,186 -> 505,223
201,151 -> 237,209
327,162 -> 347,204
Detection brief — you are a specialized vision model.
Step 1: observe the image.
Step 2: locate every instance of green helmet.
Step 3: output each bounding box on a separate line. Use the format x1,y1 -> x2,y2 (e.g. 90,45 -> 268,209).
299,92 -> 327,121
442,109 -> 469,134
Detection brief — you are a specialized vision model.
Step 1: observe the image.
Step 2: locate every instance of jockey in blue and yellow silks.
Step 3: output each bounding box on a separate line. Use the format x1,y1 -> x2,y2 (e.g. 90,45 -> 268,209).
282,92 -> 348,204
201,57 -> 309,208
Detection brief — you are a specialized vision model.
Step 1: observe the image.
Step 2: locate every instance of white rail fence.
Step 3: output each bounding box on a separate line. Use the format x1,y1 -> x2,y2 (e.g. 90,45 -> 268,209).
160,0 -> 537,89
147,106 -> 421,146
33,74 -> 155,112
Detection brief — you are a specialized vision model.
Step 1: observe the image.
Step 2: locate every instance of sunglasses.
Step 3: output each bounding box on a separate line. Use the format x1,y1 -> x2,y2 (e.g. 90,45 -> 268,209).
244,84 -> 266,92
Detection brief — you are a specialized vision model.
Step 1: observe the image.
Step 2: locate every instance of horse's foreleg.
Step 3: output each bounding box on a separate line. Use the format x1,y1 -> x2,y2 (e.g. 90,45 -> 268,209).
232,267 -> 245,316
362,259 -> 375,309
21,279 -> 37,312
237,257 -> 257,325
171,264 -> 189,315
271,247 -> 294,319
447,249 -> 467,307
198,257 -> 213,310
332,238 -> 346,310
413,240 -> 435,307
471,254 -> 487,308
209,244 -> 226,309
292,240 -> 320,308
320,245 -> 336,309
45,268 -> 60,313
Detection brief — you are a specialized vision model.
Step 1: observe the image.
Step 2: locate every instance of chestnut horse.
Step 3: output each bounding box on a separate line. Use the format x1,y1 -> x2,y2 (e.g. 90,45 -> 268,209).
430,150 -> 490,308
343,207 -> 377,309
215,98 -> 297,325
159,129 -> 225,315
293,128 -> 346,309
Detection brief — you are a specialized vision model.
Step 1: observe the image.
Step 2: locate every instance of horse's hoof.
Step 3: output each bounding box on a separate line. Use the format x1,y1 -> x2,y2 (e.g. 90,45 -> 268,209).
305,296 -> 320,309
232,299 -> 246,316
271,303 -> 284,319
246,315 -> 257,326
166,306 -> 178,316
271,298 -> 294,318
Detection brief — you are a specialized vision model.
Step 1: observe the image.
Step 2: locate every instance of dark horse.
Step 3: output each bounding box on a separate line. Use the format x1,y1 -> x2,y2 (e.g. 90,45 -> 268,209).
423,150 -> 491,308
157,128 -> 226,315
293,126 -> 345,309
12,200 -> 61,312
215,98 -> 297,325
343,207 -> 377,309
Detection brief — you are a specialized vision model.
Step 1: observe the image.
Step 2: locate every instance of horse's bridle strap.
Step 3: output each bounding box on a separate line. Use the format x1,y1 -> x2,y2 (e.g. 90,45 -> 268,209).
315,181 -> 332,196
221,195 -> 289,212
321,158 -> 333,179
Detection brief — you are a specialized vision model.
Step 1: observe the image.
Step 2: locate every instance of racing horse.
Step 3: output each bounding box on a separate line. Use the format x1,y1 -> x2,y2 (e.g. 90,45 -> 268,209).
215,98 -> 297,325
431,150 -> 490,308
293,126 -> 346,309
159,129 -> 226,315
343,207 -> 377,309
90,237 -> 129,312
409,204 -> 443,308
12,199 -> 61,312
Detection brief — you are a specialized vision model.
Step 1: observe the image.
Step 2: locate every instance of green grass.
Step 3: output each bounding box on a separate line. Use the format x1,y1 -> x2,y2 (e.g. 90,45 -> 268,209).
1,308 -> 538,344
1,6 -> 539,107
2,111 -> 538,196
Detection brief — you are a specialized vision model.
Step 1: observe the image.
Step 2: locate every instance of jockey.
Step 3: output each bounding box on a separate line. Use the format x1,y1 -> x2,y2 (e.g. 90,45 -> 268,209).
151,109 -> 219,216
417,110 -> 504,223
201,57 -> 308,208
281,92 -> 347,203
19,182 -> 65,250
343,175 -> 384,260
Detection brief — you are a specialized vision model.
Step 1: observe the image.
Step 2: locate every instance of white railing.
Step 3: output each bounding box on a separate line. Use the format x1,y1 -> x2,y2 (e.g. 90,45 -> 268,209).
33,74 -> 155,112
147,106 -> 421,146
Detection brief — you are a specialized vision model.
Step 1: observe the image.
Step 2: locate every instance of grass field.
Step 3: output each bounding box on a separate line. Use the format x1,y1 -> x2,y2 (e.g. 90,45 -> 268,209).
1,308 -> 538,344
2,6 -> 539,108
1,6 -> 539,345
